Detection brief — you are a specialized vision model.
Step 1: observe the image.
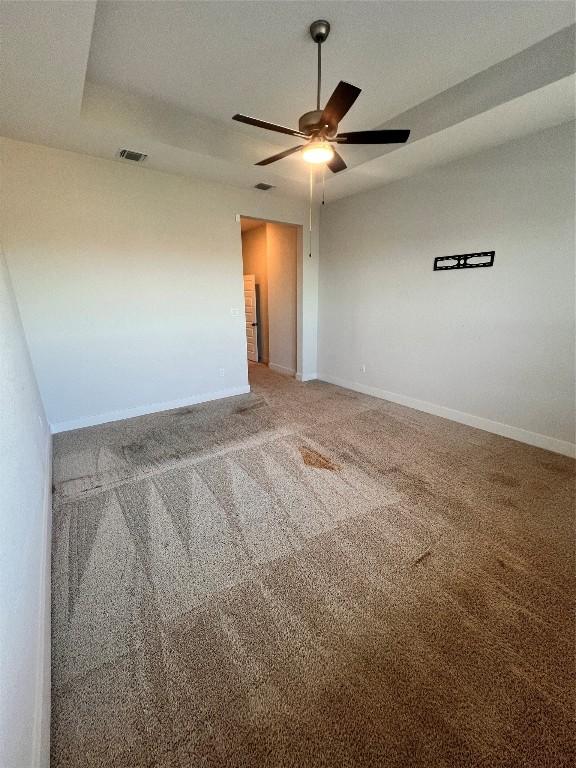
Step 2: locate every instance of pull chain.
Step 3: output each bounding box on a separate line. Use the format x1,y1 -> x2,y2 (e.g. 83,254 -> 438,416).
322,167 -> 326,206
309,167 -> 314,258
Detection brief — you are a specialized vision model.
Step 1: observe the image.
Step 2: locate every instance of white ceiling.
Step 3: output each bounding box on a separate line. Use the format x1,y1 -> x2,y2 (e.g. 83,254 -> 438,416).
325,74 -> 576,199
87,1 -> 573,131
1,1 -> 574,201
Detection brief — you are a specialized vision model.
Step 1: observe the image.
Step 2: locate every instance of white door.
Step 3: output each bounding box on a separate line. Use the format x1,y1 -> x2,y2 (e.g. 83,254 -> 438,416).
243,274 -> 258,362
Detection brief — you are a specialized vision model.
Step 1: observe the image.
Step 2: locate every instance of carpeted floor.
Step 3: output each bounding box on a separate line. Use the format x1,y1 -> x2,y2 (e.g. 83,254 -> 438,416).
51,364 -> 575,767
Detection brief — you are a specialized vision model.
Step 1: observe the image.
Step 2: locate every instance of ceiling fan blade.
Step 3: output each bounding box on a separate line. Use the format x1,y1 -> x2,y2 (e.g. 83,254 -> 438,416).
334,129 -> 410,144
233,114 -> 306,138
321,81 -> 361,126
255,145 -> 303,166
327,150 -> 347,174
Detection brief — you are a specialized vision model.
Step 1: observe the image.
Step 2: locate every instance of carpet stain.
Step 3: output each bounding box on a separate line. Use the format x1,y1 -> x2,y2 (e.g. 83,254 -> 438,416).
540,460 -> 570,474
488,472 -> 520,488
413,549 -> 432,566
299,446 -> 340,471
233,403 -> 263,415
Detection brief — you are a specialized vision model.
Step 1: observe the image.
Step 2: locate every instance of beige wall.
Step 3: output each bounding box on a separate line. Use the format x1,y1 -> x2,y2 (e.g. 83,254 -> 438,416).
241,225 -> 269,363
241,221 -> 297,374
267,223 -> 297,375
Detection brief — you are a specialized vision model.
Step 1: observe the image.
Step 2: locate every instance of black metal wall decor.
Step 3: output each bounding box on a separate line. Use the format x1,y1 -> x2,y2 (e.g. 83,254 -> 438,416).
434,251 -> 495,271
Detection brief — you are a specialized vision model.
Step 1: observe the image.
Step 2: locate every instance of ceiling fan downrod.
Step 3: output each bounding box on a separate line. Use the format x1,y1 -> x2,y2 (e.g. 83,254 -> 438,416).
309,19 -> 330,111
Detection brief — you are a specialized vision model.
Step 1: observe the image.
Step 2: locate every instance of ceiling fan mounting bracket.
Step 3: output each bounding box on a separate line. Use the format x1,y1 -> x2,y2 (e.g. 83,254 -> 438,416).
309,19 -> 330,44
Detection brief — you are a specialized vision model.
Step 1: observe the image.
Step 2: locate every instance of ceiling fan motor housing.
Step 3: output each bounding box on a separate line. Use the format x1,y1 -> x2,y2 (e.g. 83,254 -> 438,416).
299,110 -> 338,138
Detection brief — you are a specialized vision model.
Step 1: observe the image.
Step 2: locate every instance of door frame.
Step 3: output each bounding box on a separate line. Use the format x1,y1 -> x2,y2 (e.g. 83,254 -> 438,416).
239,215 -> 303,378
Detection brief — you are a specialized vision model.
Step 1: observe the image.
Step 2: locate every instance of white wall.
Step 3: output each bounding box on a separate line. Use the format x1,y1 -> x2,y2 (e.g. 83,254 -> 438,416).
0,251 -> 52,768
319,122 -> 575,456
0,138 -> 319,431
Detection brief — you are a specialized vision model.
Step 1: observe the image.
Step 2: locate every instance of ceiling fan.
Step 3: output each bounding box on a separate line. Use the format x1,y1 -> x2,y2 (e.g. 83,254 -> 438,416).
233,19 -> 410,173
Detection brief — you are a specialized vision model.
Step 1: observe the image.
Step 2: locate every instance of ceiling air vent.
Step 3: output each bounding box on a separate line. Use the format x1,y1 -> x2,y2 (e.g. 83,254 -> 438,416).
117,149 -> 148,163
254,183 -> 274,191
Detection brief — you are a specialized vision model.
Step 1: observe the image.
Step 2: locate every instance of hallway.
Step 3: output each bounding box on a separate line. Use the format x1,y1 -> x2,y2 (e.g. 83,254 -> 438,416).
51,365 -> 574,767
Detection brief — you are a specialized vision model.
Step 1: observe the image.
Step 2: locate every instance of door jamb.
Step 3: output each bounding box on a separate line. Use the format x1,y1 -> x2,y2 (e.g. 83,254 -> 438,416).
238,215 -> 303,378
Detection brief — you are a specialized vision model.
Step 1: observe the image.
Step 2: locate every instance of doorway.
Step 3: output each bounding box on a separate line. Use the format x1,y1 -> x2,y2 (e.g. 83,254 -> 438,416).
240,217 -> 298,377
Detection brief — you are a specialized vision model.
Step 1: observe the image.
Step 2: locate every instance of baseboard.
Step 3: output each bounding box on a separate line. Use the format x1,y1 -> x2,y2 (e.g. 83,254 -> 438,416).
319,373 -> 575,458
50,385 -> 251,433
268,362 -> 296,377
296,372 -> 318,382
31,430 -> 52,768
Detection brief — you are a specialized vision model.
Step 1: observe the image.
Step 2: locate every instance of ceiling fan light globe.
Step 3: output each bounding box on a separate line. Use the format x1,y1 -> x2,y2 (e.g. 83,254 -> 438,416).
302,141 -> 334,164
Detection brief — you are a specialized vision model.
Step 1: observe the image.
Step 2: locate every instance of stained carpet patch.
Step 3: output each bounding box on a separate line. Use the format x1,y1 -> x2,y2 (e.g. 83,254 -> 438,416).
299,445 -> 340,471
